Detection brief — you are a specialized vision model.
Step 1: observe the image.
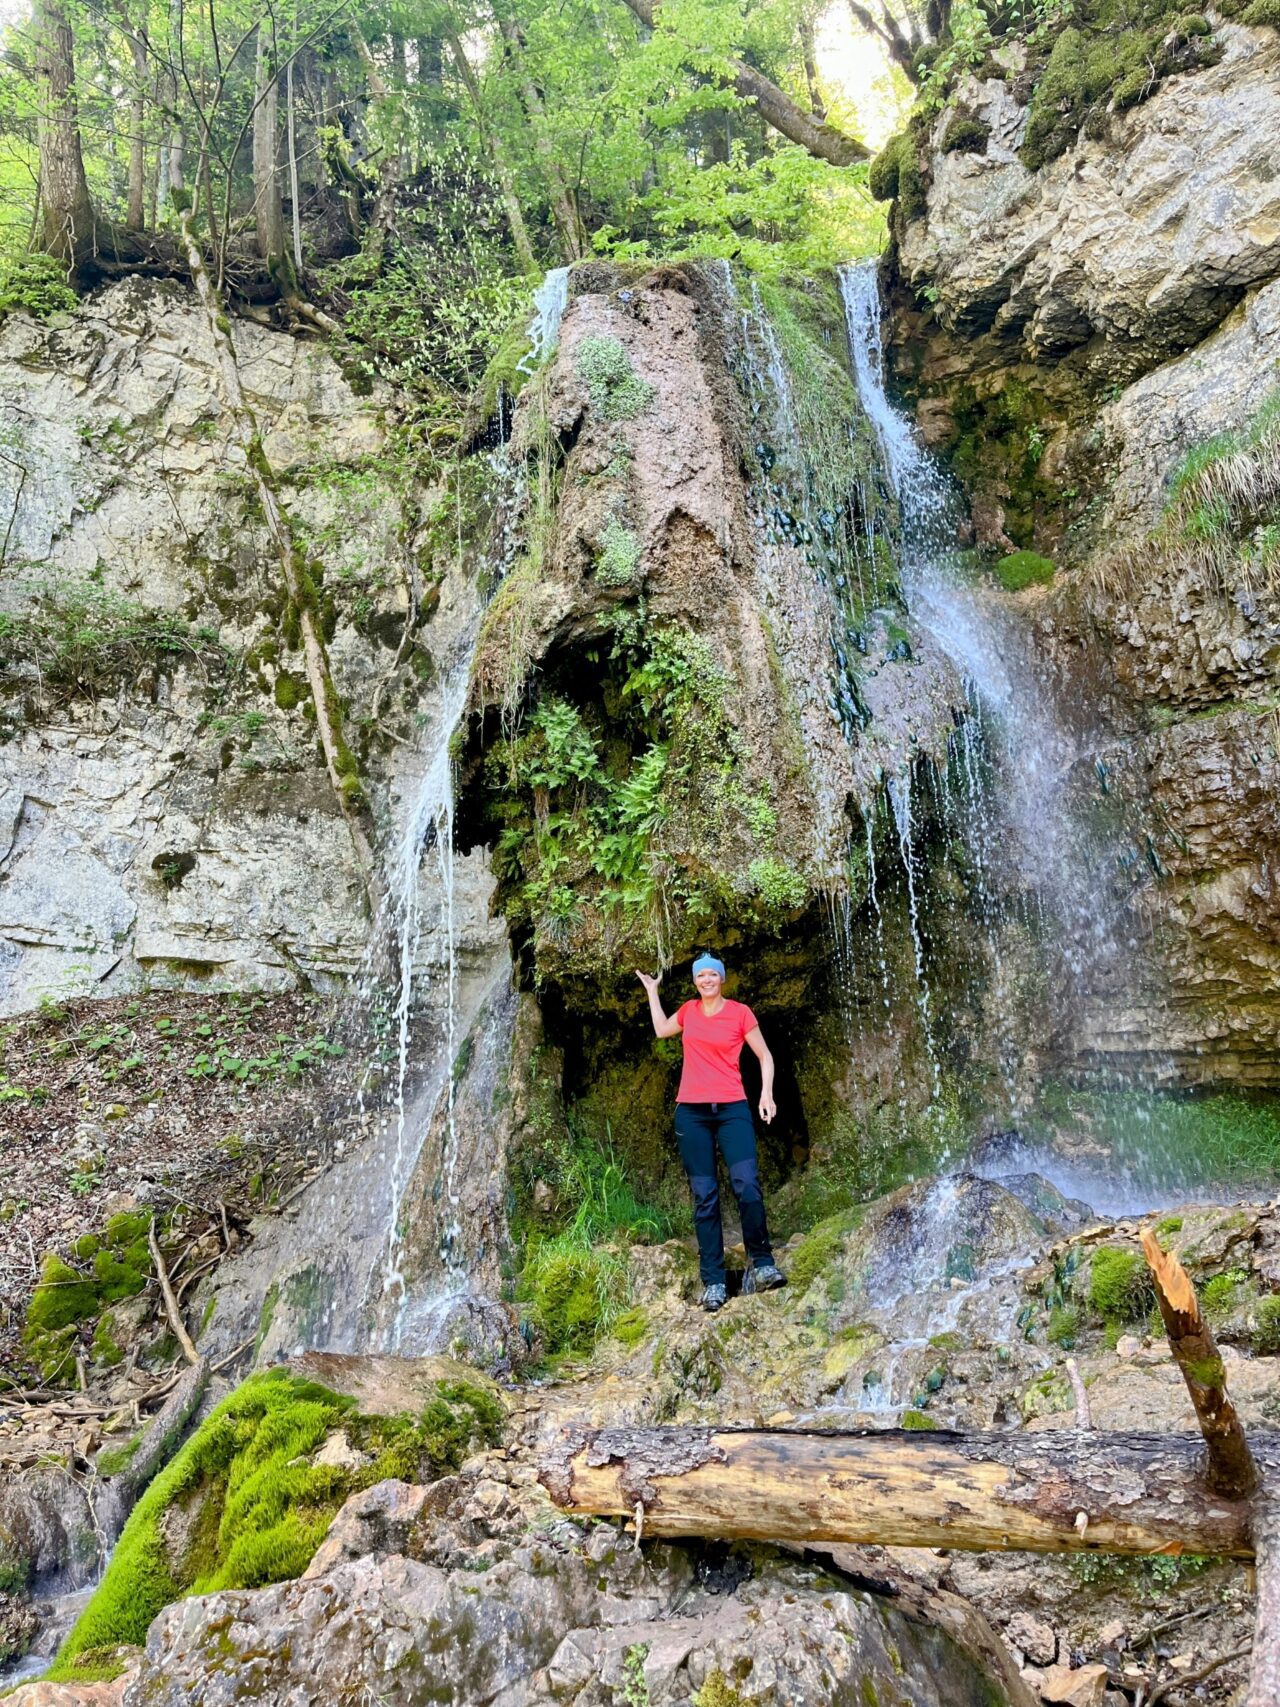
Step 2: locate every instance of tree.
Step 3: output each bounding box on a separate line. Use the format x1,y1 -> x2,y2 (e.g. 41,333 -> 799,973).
843,0 -> 952,82
616,0 -> 867,165
33,0 -> 97,264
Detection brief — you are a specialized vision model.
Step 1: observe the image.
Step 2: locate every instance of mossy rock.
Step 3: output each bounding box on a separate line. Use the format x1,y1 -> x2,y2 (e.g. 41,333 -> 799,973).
1087,1246 -> 1154,1324
940,114 -> 991,155
22,1213 -> 156,1381
47,1368 -> 502,1684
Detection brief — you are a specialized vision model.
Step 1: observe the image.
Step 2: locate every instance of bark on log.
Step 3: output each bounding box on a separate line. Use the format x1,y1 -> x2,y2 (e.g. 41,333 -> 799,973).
540,1425 -> 1280,1557
1141,1228 -> 1259,1497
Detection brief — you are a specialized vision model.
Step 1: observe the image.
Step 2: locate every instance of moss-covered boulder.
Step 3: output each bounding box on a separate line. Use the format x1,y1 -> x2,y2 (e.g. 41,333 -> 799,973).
46,1362 -> 505,1685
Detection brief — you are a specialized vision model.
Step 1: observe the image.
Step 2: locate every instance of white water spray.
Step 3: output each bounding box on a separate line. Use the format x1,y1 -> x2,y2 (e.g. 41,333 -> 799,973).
518,266 -> 571,376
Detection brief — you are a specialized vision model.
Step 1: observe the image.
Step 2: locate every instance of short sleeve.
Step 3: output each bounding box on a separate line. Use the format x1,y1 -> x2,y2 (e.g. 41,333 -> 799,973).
738,1004 -> 758,1037
675,1000 -> 693,1029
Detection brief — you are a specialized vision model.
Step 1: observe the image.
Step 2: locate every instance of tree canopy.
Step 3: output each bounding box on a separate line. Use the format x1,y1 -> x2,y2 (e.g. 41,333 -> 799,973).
0,0 -> 905,376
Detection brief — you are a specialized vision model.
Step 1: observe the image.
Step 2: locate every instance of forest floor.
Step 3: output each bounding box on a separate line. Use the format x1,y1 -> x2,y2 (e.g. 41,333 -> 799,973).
0,989 -> 361,1376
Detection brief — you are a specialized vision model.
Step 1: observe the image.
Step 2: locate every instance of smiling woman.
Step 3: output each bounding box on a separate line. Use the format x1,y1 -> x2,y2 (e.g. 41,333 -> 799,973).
637,955 -> 788,1311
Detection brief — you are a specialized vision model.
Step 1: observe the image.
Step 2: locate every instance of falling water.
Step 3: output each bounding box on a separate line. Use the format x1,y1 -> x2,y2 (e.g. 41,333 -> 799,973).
517,265 -> 571,376
887,772 -> 941,1099
838,261 -> 1130,1046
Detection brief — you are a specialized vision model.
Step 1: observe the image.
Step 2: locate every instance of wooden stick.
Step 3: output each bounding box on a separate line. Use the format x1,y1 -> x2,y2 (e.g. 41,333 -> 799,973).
1140,1228 -> 1259,1497
148,1219 -> 200,1367
540,1425 -> 1271,1558
1065,1356 -> 1091,1430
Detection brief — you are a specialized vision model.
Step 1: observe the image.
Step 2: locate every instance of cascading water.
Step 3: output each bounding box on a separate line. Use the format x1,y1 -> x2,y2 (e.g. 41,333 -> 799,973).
517,266 -> 570,376
838,261 -> 1129,1007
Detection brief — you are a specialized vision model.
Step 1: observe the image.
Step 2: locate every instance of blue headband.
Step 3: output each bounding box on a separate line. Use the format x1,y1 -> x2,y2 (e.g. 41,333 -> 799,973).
692,955 -> 725,979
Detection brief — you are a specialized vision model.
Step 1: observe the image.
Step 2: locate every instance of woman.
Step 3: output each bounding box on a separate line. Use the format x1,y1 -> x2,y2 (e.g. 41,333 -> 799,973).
636,955 -> 786,1311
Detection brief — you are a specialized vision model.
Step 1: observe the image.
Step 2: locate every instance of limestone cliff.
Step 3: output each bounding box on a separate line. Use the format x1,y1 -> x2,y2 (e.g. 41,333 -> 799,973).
874,16 -> 1280,1087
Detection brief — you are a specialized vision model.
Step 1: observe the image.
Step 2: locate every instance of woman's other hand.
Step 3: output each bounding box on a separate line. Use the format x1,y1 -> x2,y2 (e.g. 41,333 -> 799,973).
759,1092 -> 776,1125
635,969 -> 661,996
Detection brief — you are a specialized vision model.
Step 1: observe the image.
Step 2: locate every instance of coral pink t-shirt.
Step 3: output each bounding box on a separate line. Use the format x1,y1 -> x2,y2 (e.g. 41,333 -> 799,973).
675,999 -> 758,1103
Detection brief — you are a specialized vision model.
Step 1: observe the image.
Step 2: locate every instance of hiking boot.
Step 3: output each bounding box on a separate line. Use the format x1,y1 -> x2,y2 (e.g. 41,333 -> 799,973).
699,1283 -> 727,1312
746,1262 -> 786,1294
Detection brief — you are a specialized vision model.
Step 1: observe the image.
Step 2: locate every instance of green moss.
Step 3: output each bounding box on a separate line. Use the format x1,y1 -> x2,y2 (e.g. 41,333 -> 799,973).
273,672 -> 308,711
747,857 -> 806,912
96,1432 -> 143,1477
867,130 -> 927,224
1089,1247 -> 1154,1324
1046,1303 -> 1080,1348
519,1241 -> 629,1356
692,1672 -> 750,1707
1183,1354 -> 1226,1388
49,1370 -> 501,1683
0,1549 -> 31,1595
787,1206 -> 865,1295
993,550 -> 1055,591
612,1307 -> 650,1348
1156,1215 -> 1183,1236
940,114 -> 990,154
596,517 -> 641,586
1201,1268 -> 1254,1322
1254,1295 -> 1280,1354
575,336 -> 654,422
1242,0 -> 1280,23
901,1408 -> 936,1430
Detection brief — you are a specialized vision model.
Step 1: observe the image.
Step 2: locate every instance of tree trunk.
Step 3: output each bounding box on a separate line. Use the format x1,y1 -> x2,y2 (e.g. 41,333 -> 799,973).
34,0 -> 97,265
252,25 -> 285,270
800,13 -> 825,119
497,13 -> 585,262
540,1424 -> 1273,1557
1142,1229 -> 1259,1498
618,0 -> 867,164
447,29 -> 538,277
126,26 -> 147,231
1247,1495 -> 1280,1706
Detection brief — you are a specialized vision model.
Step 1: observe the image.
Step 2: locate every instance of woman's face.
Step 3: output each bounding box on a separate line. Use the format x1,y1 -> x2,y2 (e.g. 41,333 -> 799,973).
694,968 -> 724,1000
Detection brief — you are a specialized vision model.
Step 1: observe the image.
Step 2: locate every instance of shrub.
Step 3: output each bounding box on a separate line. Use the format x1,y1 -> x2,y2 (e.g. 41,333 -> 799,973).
993,550 -> 1055,591
0,253 -> 77,320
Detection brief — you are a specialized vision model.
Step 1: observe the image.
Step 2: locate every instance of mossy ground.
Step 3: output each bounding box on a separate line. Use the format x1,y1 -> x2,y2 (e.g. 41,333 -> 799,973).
21,1212 -> 154,1381
47,1368 -> 502,1683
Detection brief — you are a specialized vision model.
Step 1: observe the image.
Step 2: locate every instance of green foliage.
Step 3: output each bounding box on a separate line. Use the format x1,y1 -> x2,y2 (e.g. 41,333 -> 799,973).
50,1370 -> 501,1683
515,1121 -> 673,1358
1088,1247 -> 1154,1324
1067,1551 -> 1219,1591
993,550 -> 1056,591
575,335 -> 654,422
1242,0 -> 1280,22
0,253 -> 77,319
747,857 -> 806,912
0,587 -> 225,709
1157,388 -> 1280,593
612,1306 -> 650,1348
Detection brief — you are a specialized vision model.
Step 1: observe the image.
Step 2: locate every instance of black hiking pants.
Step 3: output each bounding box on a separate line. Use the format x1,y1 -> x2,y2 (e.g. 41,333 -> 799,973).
675,1099 -> 774,1287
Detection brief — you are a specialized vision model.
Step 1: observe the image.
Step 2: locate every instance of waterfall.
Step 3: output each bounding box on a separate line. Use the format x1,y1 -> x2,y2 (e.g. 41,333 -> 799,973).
838,262 -> 1133,1064
517,265 -> 571,376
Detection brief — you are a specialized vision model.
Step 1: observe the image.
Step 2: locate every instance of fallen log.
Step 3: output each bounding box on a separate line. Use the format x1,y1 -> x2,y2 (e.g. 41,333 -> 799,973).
540,1424 -> 1279,1558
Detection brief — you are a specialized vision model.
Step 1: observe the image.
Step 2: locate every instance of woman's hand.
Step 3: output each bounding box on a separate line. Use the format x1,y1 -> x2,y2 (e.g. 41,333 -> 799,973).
759,1091 -> 776,1125
635,969 -> 661,996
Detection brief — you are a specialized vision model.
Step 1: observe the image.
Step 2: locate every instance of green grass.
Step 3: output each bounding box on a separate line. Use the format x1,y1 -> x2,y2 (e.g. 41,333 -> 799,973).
47,1369 -> 502,1683
516,1130 -> 675,1357
993,550 -> 1055,591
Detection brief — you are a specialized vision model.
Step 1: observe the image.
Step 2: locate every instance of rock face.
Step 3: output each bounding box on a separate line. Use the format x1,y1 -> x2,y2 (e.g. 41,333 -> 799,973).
118,1468 -> 1026,1707
880,24 -> 1280,1086
899,25 -> 1280,372
0,278 -> 502,1013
